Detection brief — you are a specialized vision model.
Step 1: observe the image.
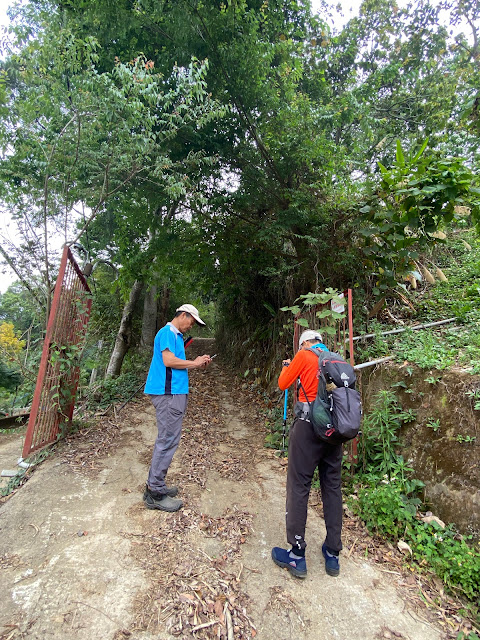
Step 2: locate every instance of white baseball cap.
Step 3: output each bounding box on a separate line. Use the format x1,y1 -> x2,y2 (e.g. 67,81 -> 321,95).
176,304 -> 206,326
299,329 -> 323,346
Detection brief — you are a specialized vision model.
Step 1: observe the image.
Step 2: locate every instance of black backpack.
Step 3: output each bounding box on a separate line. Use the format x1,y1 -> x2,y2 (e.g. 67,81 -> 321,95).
300,349 -> 362,445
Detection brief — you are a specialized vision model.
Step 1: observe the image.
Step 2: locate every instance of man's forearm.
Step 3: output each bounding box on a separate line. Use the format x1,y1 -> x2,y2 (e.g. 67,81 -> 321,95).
162,353 -> 195,369
278,356 -> 303,389
162,351 -> 211,370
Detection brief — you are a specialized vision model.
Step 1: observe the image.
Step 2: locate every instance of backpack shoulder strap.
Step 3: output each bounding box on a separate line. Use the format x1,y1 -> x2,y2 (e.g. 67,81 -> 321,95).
297,349 -> 324,407
307,347 -> 331,361
305,347 -> 330,402
307,348 -> 331,376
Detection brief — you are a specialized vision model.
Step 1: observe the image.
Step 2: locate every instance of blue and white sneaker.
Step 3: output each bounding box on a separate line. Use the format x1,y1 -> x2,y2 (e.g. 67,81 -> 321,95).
322,542 -> 340,577
271,547 -> 307,578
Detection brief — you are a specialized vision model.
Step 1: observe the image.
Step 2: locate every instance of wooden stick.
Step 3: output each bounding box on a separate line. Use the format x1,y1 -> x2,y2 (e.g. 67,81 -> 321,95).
347,537 -> 358,558
224,603 -> 234,640
191,619 -> 220,632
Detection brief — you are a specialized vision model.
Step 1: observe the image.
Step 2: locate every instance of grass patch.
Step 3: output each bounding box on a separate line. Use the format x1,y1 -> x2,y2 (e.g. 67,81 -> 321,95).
356,229 -> 480,372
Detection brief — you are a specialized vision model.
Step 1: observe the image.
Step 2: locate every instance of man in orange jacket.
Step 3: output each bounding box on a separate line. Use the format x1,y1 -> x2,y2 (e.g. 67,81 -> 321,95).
271,329 -> 343,579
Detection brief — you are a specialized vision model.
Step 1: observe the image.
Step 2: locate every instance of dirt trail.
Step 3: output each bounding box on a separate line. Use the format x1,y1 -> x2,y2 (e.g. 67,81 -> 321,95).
0,339 -> 446,639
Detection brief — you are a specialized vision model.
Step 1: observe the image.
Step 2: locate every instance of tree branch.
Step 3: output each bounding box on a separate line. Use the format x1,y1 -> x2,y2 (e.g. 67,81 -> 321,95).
68,166 -> 145,245
0,243 -> 45,307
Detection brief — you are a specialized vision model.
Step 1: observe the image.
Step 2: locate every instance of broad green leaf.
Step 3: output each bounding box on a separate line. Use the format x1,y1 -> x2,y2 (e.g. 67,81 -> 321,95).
412,138 -> 429,163
296,318 -> 309,328
396,140 -> 405,168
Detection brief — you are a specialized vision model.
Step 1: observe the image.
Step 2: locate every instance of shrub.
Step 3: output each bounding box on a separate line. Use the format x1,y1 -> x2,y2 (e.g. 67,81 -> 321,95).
352,479 -> 480,603
352,387 -> 480,606
355,480 -> 416,539
407,523 -> 480,602
82,371 -> 143,410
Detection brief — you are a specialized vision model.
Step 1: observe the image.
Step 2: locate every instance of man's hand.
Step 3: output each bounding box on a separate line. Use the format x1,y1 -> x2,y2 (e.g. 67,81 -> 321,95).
191,354 -> 211,369
282,359 -> 291,367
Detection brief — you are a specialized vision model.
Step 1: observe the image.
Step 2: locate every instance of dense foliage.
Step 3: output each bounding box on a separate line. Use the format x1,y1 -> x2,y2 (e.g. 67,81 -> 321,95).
0,0 -> 479,390
0,2 -> 479,627
354,228 -> 480,372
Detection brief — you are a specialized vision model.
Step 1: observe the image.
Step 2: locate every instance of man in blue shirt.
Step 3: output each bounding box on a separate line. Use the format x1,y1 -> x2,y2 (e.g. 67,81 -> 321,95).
144,304 -> 212,512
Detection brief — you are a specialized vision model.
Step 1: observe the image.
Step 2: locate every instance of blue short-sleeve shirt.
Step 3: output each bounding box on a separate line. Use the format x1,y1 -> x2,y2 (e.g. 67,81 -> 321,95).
144,323 -> 189,395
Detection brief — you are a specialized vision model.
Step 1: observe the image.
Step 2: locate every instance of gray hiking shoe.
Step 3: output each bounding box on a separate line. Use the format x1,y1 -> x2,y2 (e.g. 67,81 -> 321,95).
144,483 -> 178,499
143,488 -> 183,512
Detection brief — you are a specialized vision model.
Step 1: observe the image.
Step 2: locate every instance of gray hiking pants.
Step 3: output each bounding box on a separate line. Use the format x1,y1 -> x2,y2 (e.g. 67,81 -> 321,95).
147,394 -> 188,495
286,417 -> 343,554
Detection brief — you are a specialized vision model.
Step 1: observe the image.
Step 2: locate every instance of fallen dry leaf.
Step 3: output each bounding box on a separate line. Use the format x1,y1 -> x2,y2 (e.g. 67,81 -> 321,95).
422,515 -> 445,528
397,540 -> 413,556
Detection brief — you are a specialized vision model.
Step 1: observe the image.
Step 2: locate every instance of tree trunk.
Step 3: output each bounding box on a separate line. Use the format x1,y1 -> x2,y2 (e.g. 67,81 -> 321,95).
140,285 -> 158,349
89,339 -> 104,386
106,280 -> 144,378
157,284 -> 171,329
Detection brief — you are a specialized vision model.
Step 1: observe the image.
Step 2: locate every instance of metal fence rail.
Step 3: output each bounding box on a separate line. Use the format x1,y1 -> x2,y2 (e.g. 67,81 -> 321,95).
23,247 -> 92,458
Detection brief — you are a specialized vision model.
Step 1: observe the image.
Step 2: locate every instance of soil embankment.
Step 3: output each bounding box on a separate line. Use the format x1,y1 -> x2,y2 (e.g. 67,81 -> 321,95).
0,339 -> 458,639
361,363 -> 480,538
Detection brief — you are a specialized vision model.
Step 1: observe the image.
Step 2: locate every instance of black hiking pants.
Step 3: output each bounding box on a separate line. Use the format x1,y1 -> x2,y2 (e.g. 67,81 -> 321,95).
286,417 -> 343,554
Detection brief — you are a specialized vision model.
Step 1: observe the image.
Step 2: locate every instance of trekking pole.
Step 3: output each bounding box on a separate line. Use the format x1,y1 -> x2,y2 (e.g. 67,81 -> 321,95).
282,388 -> 288,451
117,380 -> 147,413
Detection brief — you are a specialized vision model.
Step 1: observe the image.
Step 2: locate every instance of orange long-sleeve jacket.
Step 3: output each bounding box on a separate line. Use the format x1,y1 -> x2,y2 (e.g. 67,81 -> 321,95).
278,349 -> 320,403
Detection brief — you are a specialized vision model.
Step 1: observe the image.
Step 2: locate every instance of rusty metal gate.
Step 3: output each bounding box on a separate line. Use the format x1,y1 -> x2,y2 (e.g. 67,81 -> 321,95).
23,246 -> 92,458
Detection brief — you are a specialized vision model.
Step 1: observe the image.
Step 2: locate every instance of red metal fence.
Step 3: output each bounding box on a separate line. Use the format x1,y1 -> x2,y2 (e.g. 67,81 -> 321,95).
23,247 -> 92,458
